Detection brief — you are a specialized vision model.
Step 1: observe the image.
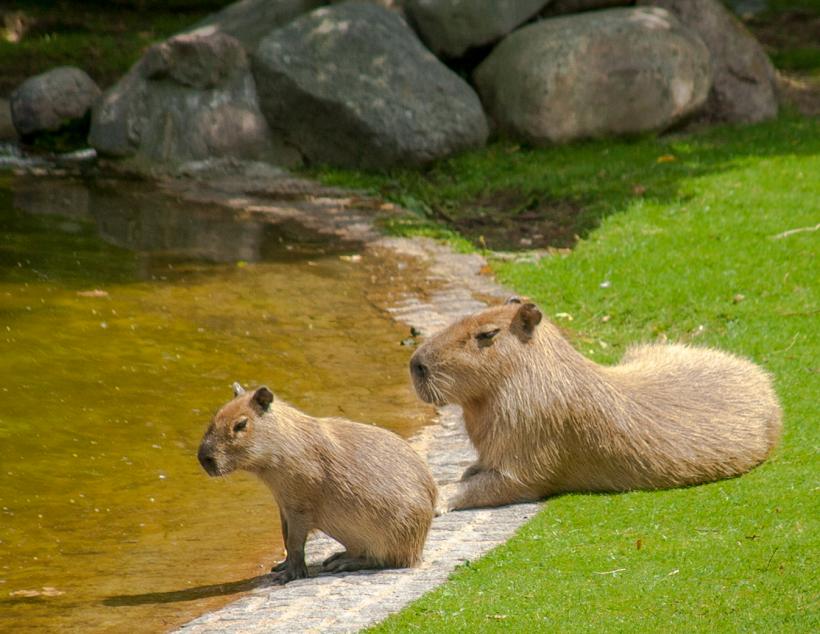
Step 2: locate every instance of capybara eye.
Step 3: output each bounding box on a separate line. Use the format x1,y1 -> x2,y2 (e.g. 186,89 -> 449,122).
233,419 -> 248,433
475,328 -> 500,342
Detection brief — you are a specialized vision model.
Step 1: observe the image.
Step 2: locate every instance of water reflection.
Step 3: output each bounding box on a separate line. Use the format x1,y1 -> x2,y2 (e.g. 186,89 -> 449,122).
11,176 -> 359,266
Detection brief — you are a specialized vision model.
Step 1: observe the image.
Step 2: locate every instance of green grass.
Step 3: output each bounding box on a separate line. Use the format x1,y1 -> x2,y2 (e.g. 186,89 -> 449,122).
314,116 -> 817,248
0,1 -> 230,94
319,115 -> 820,632
771,47 -> 820,75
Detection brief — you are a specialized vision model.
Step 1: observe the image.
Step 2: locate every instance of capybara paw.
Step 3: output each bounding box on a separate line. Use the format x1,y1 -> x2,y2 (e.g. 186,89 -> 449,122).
270,559 -> 287,573
270,563 -> 308,585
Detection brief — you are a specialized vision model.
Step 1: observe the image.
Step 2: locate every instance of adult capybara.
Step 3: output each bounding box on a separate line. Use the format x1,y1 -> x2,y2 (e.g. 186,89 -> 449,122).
198,383 -> 437,583
409,298 -> 782,512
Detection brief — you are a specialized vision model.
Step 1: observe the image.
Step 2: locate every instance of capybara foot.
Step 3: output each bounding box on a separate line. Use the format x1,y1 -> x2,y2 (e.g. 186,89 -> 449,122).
270,561 -> 308,585
321,554 -> 378,573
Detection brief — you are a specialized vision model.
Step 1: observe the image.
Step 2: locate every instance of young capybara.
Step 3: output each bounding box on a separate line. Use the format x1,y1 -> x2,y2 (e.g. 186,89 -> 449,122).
197,383 -> 437,583
409,298 -> 782,512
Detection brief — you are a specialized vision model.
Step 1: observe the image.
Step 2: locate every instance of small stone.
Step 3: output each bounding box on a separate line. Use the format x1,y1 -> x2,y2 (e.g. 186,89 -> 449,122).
10,66 -> 100,138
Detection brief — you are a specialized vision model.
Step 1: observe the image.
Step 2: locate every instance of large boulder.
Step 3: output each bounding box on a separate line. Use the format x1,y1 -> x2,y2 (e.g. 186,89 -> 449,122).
10,66 -> 100,138
253,3 -> 488,168
185,0 -> 324,53
474,7 -> 712,144
89,32 -> 298,168
404,0 -> 551,58
638,0 -> 778,123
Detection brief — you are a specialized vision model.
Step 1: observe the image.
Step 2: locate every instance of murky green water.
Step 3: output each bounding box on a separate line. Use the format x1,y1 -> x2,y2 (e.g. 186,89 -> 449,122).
0,174 -> 431,632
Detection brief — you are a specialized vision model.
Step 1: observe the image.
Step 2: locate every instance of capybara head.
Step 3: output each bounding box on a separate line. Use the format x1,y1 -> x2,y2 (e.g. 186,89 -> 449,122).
197,383 -> 274,477
409,298 -> 543,406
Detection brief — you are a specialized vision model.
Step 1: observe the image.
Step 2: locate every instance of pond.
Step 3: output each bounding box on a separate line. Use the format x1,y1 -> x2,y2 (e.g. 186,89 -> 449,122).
0,172 -> 431,632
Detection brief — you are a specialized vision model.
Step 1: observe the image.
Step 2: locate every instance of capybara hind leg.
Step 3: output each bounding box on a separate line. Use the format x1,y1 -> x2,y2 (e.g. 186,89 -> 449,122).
322,554 -> 379,573
440,470 -> 538,513
270,513 -> 310,585
321,550 -> 349,569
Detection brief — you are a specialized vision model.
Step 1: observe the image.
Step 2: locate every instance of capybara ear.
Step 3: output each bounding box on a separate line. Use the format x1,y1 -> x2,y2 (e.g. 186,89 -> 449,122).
505,295 -> 523,305
233,382 -> 246,397
511,303 -> 542,341
252,386 -> 274,411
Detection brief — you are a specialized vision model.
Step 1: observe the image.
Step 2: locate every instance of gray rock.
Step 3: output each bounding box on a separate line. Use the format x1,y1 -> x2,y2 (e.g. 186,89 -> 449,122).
10,66 -> 100,137
474,7 -> 712,144
141,30 -> 247,89
542,0 -> 633,16
405,0 -> 551,57
185,0 -> 325,52
89,32 -> 299,168
253,3 -> 488,168
639,0 -> 778,123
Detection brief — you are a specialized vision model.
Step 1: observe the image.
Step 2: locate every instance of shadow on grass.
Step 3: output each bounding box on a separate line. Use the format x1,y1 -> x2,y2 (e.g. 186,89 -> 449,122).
311,115 -> 820,250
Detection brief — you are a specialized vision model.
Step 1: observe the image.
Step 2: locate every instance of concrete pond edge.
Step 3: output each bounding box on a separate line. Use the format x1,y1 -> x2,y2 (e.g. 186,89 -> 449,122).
159,165 -> 543,633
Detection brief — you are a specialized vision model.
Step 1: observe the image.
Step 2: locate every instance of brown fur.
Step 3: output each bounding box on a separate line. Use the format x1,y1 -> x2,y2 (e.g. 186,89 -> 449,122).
197,384 -> 437,583
410,301 -> 782,512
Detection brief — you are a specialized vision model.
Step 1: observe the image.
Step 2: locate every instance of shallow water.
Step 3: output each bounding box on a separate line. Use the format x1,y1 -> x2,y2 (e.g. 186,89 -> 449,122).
0,173 -> 431,632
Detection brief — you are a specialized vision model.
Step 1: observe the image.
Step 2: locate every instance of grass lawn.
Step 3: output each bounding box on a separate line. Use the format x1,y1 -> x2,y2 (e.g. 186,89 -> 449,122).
317,113 -> 819,631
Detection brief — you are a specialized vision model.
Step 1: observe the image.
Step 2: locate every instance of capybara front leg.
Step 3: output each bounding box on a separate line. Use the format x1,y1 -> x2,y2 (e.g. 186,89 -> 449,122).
270,513 -> 309,584
439,469 -> 537,513
271,508 -> 289,573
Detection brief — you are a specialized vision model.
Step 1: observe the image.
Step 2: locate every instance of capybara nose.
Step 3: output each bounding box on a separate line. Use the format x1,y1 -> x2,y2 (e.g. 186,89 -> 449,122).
410,357 -> 429,381
198,446 -> 218,476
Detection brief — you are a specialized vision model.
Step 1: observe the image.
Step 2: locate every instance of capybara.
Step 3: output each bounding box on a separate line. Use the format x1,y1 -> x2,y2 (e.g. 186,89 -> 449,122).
409,298 -> 782,512
198,383 -> 437,583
